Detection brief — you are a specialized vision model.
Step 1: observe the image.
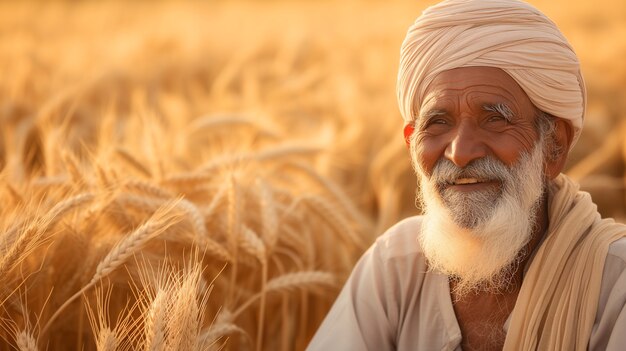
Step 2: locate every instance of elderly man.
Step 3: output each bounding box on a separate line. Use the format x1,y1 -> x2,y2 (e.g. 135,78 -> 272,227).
308,0 -> 626,350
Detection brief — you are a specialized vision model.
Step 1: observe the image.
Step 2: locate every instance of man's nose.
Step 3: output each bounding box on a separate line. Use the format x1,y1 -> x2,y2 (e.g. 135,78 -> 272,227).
444,122 -> 488,168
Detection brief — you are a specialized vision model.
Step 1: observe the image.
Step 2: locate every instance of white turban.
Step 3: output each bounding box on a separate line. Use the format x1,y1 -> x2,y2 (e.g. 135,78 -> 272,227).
397,0 -> 586,146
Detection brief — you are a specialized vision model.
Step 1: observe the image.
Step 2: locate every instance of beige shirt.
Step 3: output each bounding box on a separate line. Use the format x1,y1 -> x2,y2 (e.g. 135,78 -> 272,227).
308,216 -> 626,350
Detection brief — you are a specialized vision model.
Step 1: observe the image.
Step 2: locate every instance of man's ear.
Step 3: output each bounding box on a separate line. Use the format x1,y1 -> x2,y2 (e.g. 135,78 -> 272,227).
403,124 -> 415,148
545,119 -> 574,179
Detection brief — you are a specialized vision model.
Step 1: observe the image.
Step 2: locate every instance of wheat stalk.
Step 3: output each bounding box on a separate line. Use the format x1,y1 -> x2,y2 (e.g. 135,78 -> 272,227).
239,224 -> 268,350
201,184 -> 228,219
41,199 -> 182,335
60,150 -> 84,184
115,147 -> 152,178
226,175 -> 241,307
95,164 -> 114,189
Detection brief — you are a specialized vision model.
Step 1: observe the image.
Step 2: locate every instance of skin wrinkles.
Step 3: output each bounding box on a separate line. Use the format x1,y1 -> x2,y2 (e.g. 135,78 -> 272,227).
413,67 -> 540,178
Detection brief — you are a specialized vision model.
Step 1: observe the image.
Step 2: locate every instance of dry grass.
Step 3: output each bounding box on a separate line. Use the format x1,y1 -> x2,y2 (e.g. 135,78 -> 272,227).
0,0 -> 625,350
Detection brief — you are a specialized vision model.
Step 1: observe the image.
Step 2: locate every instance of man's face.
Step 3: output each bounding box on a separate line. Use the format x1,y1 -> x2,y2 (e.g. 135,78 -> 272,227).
410,66 -> 546,229
408,67 -> 548,294
413,66 -> 540,189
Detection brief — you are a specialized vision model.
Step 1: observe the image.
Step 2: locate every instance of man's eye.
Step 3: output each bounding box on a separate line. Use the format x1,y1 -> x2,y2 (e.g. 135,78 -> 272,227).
487,115 -> 509,123
426,118 -> 447,127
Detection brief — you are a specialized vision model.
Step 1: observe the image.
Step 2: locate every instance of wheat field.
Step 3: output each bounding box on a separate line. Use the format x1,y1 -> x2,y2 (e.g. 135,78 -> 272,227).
0,0 -> 625,350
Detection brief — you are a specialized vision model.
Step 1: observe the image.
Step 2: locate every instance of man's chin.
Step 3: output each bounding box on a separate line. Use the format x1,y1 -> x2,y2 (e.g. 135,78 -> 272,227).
439,191 -> 501,229
418,206 -> 531,297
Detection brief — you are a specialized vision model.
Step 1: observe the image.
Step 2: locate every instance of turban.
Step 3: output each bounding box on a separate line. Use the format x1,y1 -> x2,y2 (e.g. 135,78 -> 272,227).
397,0 -> 586,146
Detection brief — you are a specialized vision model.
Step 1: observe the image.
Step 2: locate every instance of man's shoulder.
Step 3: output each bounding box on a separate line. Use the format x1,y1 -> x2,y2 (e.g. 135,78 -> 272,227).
607,236 -> 626,264
372,215 -> 425,261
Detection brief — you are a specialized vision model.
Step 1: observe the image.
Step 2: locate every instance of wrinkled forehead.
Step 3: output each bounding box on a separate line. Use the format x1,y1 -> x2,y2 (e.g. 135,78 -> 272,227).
419,67 -> 537,118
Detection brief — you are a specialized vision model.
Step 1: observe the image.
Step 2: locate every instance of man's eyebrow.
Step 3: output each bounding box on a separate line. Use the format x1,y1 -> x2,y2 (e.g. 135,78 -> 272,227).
482,103 -> 514,121
419,109 -> 446,120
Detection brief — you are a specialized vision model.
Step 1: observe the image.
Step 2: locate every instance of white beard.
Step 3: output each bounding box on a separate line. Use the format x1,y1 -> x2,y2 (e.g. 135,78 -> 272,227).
415,143 -> 545,297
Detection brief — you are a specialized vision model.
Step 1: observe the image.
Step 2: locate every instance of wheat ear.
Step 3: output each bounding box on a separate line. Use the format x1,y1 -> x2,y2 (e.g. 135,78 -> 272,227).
161,172 -> 213,187
96,327 -> 118,351
257,179 -> 279,250
303,195 -> 365,249
200,323 -> 247,349
0,193 -> 94,278
265,271 -> 336,292
41,199 -> 182,335
46,193 -> 95,229
144,289 -> 169,351
124,180 -> 174,199
15,329 -> 38,351
116,193 -> 231,262
90,201 -> 181,285
233,271 -> 336,318
199,144 -> 323,173
177,198 -> 207,237
288,161 -> 372,230
240,225 -> 266,265
187,114 -> 279,140
115,193 -> 161,214
166,271 -> 202,351
197,235 -> 232,263
200,308 -> 246,348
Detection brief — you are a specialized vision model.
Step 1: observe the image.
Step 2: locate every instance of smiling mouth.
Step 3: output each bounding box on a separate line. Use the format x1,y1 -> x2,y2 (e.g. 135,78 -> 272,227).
449,177 -> 488,185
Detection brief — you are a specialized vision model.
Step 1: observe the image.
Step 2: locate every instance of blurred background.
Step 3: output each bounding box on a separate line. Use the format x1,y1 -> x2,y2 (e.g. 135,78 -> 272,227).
0,0 -> 625,349
2,0 -> 625,224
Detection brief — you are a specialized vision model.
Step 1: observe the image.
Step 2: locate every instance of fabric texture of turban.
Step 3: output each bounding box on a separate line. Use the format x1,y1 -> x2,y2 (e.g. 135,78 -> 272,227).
397,0 -> 586,146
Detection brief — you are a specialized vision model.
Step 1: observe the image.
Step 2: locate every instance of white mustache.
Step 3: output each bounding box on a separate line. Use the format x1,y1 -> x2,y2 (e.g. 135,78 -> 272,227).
429,157 -> 512,187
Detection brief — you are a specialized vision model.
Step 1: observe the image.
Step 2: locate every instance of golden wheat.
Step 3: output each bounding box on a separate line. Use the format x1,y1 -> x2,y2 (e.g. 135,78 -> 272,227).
15,330 -> 38,351
144,290 -> 168,351
166,273 -> 202,350
41,200 -> 182,335
0,0 -> 623,350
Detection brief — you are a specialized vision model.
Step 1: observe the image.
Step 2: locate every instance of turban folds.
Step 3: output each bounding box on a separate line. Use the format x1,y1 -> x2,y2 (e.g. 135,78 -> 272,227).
397,0 -> 586,146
